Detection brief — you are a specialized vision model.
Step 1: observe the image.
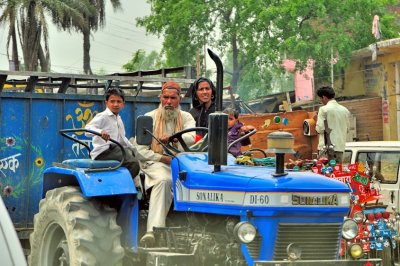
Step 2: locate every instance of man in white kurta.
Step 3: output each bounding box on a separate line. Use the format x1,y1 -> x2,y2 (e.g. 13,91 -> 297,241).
315,86 -> 350,163
133,81 -> 195,246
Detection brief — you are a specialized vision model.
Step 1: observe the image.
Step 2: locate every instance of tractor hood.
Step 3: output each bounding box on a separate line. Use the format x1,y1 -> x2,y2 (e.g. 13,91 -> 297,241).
171,153 -> 351,216
172,153 -> 350,192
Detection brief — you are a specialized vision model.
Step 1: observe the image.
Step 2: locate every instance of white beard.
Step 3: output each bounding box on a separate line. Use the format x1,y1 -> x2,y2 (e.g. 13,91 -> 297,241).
160,104 -> 180,122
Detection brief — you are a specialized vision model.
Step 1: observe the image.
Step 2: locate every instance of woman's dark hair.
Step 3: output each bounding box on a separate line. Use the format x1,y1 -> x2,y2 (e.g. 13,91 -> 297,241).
316,86 -> 335,99
105,87 -> 125,101
190,77 -> 216,107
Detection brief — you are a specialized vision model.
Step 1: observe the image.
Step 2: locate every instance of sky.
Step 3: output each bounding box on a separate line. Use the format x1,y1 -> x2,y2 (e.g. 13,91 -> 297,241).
0,0 -> 163,74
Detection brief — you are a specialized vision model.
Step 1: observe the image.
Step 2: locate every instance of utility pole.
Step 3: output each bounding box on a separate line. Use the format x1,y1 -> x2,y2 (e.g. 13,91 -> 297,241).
196,50 -> 201,78
331,47 -> 334,88
203,35 -> 207,73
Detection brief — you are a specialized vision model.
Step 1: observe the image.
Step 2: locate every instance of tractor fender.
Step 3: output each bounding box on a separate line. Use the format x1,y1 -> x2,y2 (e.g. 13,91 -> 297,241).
42,166 -> 137,198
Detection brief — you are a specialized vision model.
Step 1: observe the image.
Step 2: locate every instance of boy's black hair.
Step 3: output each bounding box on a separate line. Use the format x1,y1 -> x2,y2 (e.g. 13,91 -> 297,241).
316,86 -> 335,99
223,107 -> 239,119
105,87 -> 125,101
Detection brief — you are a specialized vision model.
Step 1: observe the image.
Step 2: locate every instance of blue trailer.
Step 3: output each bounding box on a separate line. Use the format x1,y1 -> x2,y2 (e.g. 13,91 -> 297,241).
0,67 -> 194,253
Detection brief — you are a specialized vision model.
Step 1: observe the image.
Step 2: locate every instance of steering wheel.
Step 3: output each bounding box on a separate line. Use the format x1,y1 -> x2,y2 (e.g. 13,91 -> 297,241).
59,128 -> 126,172
166,127 -> 208,153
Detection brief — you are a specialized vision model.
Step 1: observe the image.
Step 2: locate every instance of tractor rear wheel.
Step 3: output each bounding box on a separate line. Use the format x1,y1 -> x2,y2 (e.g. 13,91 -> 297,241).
29,186 -> 124,266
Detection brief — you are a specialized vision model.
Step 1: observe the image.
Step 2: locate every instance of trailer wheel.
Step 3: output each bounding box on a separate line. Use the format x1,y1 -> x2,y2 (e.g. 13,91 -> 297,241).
28,186 -> 124,266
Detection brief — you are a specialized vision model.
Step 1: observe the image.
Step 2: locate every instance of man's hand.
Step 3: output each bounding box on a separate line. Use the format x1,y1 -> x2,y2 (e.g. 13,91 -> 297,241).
100,130 -> 110,141
160,155 -> 172,165
160,134 -> 178,144
323,120 -> 332,134
159,134 -> 170,144
240,125 -> 255,135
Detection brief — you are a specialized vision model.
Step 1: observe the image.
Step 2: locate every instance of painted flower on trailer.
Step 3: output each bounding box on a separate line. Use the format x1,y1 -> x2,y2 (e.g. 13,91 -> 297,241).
5,137 -> 16,147
3,186 -> 13,197
35,157 -> 44,167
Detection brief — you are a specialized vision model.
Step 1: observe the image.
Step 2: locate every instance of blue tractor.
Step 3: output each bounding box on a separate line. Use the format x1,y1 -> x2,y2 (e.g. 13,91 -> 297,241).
28,50 -> 379,265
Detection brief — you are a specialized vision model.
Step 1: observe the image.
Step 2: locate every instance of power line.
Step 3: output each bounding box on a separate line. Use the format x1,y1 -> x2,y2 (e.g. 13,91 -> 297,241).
106,20 -> 160,40
95,29 -> 161,50
91,56 -> 125,67
92,40 -> 133,54
107,15 -> 152,34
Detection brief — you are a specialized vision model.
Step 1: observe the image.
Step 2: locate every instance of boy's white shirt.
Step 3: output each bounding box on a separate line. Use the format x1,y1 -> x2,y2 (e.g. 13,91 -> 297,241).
85,108 -> 133,159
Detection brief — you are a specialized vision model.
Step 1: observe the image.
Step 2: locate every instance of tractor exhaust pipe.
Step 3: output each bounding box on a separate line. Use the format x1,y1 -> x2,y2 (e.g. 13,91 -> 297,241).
207,48 -> 223,112
207,49 -> 227,172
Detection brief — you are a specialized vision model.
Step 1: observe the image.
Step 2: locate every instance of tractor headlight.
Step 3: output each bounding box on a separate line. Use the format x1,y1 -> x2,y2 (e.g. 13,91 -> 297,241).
234,222 -> 257,243
349,243 -> 363,259
353,211 -> 364,223
342,219 -> 358,240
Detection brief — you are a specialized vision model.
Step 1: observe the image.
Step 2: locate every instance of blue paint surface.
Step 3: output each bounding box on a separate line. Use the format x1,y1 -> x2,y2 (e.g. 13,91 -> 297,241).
0,91 -> 189,227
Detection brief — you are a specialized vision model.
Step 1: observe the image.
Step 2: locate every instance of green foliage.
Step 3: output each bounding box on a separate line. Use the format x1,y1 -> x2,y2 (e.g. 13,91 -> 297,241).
137,0 -> 209,67
123,49 -> 164,72
137,0 -> 399,100
241,0 -> 400,85
223,50 -> 270,101
224,51 -> 293,101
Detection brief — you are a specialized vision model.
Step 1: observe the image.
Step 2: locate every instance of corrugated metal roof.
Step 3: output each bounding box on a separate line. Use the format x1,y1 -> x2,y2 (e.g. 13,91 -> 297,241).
352,37 -> 400,59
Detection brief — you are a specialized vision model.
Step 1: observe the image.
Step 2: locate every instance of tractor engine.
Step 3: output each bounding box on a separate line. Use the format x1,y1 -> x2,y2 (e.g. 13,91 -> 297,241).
162,213 -> 246,265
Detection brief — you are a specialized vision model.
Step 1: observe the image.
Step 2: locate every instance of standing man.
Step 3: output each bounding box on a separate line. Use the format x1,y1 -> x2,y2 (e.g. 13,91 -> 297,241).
133,81 -> 196,246
315,86 -> 350,163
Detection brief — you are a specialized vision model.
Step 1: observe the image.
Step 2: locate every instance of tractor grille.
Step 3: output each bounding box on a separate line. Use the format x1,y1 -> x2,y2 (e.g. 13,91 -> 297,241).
247,235 -> 262,257
274,223 -> 341,260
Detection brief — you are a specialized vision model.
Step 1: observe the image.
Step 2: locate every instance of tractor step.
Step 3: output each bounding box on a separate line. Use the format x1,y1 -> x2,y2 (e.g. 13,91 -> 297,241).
146,251 -> 194,266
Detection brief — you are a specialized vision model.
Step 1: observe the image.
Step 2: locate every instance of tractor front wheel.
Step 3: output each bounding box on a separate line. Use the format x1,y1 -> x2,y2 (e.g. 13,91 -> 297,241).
29,186 -> 124,266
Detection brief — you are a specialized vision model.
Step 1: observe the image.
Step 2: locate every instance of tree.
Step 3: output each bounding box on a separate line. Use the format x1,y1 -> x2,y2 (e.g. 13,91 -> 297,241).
123,49 -> 164,72
243,0 -> 400,87
137,0 -> 247,91
137,0 -> 399,99
0,0 -> 91,71
223,49 -> 293,101
52,0 -> 120,74
0,0 -> 20,70
80,0 -> 121,75
19,1 -> 51,71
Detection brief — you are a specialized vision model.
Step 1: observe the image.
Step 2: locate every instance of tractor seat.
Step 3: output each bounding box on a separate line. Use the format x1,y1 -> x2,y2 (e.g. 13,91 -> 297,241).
61,159 -> 120,169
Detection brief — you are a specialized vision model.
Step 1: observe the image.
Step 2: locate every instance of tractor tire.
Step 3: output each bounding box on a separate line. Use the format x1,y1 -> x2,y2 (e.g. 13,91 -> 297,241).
28,186 -> 124,266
